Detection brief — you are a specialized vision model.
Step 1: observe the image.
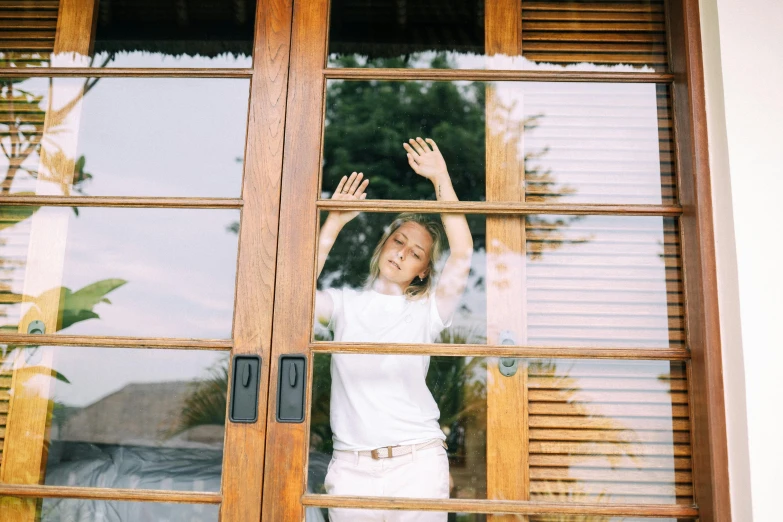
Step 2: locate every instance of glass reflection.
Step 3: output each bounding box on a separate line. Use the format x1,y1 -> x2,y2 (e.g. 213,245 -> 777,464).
306,510 -> 690,522
0,77 -> 248,197
322,81 -> 674,205
328,0 -> 667,72
0,346 -> 227,492
1,496 -> 218,521
0,0 -> 256,68
309,355 -> 692,505
0,206 -> 239,338
315,212 -> 683,348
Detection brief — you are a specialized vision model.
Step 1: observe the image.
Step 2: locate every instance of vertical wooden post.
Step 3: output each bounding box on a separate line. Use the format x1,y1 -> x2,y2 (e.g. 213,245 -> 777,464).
0,1 -> 97,520
219,0 -> 294,519
260,0 -> 329,519
667,0 -> 731,519
484,0 -> 529,516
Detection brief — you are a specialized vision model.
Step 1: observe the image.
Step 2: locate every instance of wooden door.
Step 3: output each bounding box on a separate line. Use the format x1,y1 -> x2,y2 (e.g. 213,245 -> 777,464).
261,0 -> 705,520
0,0 -> 293,520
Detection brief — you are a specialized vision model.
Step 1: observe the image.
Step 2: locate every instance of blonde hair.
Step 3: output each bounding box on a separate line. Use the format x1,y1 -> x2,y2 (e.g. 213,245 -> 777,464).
365,213 -> 446,300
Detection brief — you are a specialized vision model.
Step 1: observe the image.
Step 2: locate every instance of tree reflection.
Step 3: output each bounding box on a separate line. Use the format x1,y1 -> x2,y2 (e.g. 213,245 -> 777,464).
1,75 -> 98,196
0,65 -> 125,463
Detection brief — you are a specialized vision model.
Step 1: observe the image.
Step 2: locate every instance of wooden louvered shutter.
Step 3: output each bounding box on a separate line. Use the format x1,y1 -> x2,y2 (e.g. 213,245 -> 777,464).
0,0 -> 60,463
486,0 -> 692,511
521,0 -> 667,71
527,361 -> 692,507
0,0 -> 59,66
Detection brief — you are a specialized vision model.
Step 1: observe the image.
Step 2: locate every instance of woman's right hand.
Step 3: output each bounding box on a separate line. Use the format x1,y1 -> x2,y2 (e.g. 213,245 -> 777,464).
327,172 -> 369,227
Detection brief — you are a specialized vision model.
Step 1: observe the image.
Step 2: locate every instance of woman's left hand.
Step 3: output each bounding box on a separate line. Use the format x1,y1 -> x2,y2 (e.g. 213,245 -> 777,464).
403,137 -> 449,182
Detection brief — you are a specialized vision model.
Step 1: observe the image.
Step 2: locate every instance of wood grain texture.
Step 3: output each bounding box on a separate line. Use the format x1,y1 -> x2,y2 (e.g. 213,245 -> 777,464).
524,2 -> 664,13
484,6 -> 529,511
0,484 -> 221,503
52,0 -> 97,64
667,0 -> 731,519
0,68 -> 253,77
317,200 -> 682,216
300,494 -> 699,517
486,0 -> 522,59
0,334 -> 232,349
325,68 -> 672,83
309,342 -> 690,360
218,0 -> 294,520
259,0 -> 327,520
0,196 -> 243,208
1,3 -> 97,521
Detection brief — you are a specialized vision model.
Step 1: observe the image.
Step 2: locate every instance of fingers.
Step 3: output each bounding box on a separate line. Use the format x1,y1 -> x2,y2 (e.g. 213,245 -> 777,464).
342,172 -> 358,193
407,153 -> 420,172
346,172 -> 364,194
335,174 -> 348,194
415,137 -> 432,153
355,178 -> 370,197
404,137 -> 436,158
402,142 -> 419,161
408,138 -> 426,155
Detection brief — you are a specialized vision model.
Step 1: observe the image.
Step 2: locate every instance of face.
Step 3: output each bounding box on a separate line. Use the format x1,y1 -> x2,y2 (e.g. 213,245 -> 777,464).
378,221 -> 433,286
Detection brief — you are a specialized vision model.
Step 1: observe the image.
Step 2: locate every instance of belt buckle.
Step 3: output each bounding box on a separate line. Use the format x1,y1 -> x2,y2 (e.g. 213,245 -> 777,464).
370,446 -> 394,460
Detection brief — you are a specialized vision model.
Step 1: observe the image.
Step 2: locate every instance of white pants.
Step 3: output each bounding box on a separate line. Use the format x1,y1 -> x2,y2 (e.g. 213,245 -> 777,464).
324,445 -> 449,522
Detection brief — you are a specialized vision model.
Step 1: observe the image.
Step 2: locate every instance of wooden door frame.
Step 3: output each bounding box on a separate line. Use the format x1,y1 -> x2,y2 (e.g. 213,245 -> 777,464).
667,0 -> 731,519
0,0 -> 296,519
263,0 -> 731,520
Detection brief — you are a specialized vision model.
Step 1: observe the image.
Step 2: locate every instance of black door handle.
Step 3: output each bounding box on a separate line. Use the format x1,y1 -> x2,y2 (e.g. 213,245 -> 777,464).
229,355 -> 261,423
242,363 -> 252,387
276,354 -> 306,423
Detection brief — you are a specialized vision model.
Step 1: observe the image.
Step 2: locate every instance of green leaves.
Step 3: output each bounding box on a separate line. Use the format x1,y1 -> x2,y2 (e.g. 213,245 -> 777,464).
59,279 -> 127,331
0,203 -> 37,232
174,363 -> 229,435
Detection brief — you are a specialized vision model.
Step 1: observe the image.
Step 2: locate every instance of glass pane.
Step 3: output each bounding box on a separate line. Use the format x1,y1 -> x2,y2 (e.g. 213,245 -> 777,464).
0,0 -> 256,68
314,212 -> 683,348
328,0 -> 667,72
321,81 -> 675,205
306,509 -> 692,522
1,77 -> 248,197
0,206 -> 239,338
308,355 -> 692,505
1,496 -> 218,521
0,346 -> 227,492
525,215 -> 683,348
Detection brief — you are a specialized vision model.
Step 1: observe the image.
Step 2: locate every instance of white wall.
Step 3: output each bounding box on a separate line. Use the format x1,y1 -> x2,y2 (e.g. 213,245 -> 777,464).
700,0 -> 783,520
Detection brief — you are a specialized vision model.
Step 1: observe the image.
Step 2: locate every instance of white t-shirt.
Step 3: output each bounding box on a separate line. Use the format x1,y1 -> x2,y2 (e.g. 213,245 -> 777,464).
325,287 -> 451,451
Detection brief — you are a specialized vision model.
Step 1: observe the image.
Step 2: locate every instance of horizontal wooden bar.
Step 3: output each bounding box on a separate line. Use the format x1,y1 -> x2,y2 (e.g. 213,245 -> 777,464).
324,68 -> 673,83
309,342 -> 690,360
317,200 -> 682,216
0,68 -> 252,78
0,196 -> 243,209
301,494 -> 698,518
0,484 -> 221,504
0,334 -> 232,350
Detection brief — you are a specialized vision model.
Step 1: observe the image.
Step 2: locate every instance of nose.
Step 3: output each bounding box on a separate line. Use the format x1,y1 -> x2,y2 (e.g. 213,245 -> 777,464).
396,248 -> 406,261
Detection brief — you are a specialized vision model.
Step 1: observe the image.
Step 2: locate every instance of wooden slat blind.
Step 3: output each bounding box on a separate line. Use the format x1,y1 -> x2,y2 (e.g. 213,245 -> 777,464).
526,216 -> 684,348
521,0 -> 668,71
0,369 -> 9,459
0,0 -> 59,67
0,207 -> 33,465
1,77 -> 50,198
519,83 -> 675,205
527,360 -> 693,506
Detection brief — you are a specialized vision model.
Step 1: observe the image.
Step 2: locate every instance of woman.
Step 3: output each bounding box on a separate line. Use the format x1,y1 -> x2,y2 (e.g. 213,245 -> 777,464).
315,137 -> 473,522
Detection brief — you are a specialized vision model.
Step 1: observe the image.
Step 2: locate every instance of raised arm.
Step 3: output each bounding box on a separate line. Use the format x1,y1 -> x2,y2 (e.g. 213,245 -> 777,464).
403,138 -> 473,323
314,172 -> 369,324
